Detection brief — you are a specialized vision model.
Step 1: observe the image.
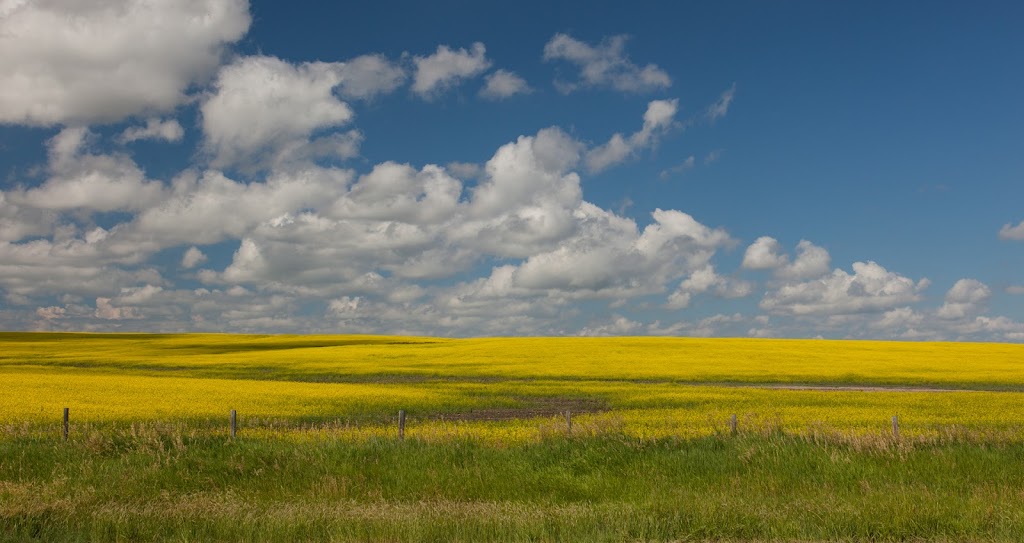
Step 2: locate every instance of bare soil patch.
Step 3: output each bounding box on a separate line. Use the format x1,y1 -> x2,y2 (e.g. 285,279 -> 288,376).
435,397 -> 608,422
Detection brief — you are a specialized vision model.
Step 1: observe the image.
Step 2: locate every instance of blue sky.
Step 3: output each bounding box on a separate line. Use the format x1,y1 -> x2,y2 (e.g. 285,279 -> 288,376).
1,0 -> 1022,340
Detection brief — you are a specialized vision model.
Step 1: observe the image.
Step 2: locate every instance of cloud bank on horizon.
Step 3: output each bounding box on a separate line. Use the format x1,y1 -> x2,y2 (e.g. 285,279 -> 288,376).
0,1 -> 1022,341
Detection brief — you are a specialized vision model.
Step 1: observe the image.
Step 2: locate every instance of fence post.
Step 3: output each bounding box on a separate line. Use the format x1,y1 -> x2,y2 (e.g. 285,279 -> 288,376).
398,410 -> 406,440
892,415 -> 899,439
566,410 -> 572,433
730,414 -> 738,436
63,407 -> 69,442
230,409 -> 237,438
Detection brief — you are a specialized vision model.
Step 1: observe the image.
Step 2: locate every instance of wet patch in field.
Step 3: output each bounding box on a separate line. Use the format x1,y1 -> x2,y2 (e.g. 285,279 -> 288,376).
433,397 -> 608,421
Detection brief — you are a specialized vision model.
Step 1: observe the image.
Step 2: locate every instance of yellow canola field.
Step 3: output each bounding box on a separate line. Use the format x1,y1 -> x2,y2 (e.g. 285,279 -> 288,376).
3,333 -> 1023,387
3,333 -> 1024,443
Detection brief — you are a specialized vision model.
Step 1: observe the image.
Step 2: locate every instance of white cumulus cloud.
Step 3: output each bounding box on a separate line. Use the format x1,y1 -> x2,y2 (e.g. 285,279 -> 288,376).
871,307 -> 925,331
543,33 -> 671,94
0,0 -> 250,126
999,220 -> 1024,241
329,161 -> 462,226
10,127 -> 166,212
778,240 -> 831,280
453,205 -> 733,306
586,99 -> 678,173
118,118 -> 185,144
760,261 -> 929,316
181,247 -> 207,269
185,122 -> 736,335
125,166 -> 351,250
445,161 -> 482,179
579,315 -> 642,337
480,69 -> 531,99
742,237 -> 788,270
412,43 -> 491,99
95,297 -> 141,320
0,230 -> 166,298
201,55 -> 357,169
334,54 -> 406,100
741,237 -> 830,279
937,278 -> 990,319
0,191 -> 58,242
666,265 -> 753,309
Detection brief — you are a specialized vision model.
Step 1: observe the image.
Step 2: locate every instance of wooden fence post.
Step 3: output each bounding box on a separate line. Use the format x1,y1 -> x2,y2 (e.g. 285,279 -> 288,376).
730,414 -> 738,436
398,410 -> 406,440
63,407 -> 69,442
892,415 -> 899,439
230,409 -> 237,438
566,410 -> 572,433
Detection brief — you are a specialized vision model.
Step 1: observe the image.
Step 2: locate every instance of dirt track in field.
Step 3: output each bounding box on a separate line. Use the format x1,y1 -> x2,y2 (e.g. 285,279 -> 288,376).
733,383 -> 967,393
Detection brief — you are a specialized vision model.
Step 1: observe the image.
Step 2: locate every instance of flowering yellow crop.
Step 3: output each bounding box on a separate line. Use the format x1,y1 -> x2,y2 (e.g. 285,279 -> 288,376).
4,333 -> 1023,386
2,332 -> 1023,443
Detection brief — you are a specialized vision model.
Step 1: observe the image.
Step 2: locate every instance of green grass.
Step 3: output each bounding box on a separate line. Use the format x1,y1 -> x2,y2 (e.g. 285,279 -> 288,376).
3,429 -> 1024,542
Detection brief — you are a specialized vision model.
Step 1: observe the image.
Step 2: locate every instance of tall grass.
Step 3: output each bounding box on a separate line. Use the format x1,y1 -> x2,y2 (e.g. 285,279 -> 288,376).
3,426 -> 1024,542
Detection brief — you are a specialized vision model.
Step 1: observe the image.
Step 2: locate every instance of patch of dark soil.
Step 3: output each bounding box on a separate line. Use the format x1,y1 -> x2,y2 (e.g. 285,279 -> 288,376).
436,397 -> 608,422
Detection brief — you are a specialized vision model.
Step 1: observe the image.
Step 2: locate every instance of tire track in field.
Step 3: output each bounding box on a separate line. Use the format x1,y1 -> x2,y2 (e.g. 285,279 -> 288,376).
694,382 -> 975,393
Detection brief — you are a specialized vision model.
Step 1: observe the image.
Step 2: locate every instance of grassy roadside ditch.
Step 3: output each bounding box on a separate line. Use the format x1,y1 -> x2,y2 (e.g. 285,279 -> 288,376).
3,428 -> 1023,542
